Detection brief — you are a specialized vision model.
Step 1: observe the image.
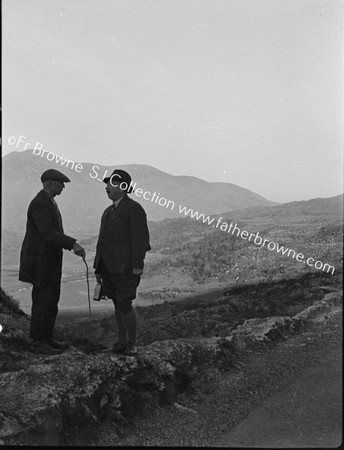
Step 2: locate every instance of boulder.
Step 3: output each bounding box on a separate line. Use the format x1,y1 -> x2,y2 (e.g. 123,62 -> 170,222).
0,335 -> 242,441
231,316 -> 297,344
293,291 -> 342,322
0,412 -> 23,438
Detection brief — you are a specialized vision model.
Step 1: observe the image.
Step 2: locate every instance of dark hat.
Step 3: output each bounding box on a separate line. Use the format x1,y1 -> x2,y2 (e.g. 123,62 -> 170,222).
41,169 -> 71,183
103,169 -> 133,193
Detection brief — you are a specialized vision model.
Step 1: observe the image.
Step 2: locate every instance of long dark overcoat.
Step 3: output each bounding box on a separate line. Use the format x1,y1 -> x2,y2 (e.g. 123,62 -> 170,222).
19,190 -> 76,285
94,195 -> 151,274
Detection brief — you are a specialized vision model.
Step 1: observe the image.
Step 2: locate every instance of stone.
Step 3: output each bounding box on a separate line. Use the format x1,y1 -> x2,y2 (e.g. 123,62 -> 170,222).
323,292 -> 342,305
173,403 -> 198,414
232,316 -> 295,343
294,291 -> 342,322
318,286 -> 339,293
0,412 -> 23,438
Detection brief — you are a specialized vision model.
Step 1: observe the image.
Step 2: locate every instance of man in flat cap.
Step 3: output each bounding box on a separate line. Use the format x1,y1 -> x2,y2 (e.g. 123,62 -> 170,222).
19,169 -> 86,355
94,169 -> 151,355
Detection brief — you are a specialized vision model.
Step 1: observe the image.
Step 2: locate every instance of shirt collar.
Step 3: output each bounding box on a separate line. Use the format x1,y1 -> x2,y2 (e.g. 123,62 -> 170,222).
113,196 -> 125,208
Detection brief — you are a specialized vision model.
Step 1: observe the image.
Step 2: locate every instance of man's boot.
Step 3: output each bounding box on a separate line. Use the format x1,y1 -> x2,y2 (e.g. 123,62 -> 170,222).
112,308 -> 128,353
31,340 -> 63,355
121,309 -> 138,355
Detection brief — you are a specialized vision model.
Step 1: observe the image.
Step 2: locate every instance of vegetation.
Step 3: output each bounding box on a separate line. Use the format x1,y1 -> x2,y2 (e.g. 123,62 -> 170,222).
0,287 -> 20,314
146,217 -> 343,284
49,267 -> 342,350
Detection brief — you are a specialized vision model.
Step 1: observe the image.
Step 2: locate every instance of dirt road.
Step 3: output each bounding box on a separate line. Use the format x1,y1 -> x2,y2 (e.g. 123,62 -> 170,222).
99,314 -> 342,447
214,345 -> 342,448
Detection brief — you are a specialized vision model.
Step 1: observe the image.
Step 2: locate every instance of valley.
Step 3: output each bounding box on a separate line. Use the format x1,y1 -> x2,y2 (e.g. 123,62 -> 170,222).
2,200 -> 342,321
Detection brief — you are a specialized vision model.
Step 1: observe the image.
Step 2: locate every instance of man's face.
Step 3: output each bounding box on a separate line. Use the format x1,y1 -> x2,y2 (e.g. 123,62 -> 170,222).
50,180 -> 65,196
105,180 -> 126,202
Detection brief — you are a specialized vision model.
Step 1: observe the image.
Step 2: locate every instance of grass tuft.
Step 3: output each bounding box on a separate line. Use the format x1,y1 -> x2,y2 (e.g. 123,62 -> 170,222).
1,287 -> 20,314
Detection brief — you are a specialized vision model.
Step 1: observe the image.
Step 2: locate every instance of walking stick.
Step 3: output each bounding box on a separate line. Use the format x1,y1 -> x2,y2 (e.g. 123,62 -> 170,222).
82,256 -> 92,328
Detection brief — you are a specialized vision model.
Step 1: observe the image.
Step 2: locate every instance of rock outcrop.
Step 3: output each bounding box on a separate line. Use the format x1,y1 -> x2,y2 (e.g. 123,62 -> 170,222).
0,288 -> 342,444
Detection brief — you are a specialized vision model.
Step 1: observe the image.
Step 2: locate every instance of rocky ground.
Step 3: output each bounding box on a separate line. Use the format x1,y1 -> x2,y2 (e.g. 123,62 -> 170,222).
0,271 -> 342,446
107,307 -> 341,447
55,268 -> 342,348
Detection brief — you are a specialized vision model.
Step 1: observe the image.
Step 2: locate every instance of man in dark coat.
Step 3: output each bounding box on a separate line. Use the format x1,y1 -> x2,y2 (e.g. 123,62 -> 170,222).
94,169 -> 150,355
19,169 -> 86,355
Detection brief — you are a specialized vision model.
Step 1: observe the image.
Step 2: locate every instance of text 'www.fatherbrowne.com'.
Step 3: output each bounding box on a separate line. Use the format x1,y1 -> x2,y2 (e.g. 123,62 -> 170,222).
178,205 -> 336,275
7,135 -> 336,274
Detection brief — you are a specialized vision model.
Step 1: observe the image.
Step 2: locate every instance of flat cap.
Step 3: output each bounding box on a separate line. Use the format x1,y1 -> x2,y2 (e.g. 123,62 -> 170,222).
41,169 -> 71,183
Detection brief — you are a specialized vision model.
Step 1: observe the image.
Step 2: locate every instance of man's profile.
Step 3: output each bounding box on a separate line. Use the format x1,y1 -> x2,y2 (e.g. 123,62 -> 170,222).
19,169 -> 85,355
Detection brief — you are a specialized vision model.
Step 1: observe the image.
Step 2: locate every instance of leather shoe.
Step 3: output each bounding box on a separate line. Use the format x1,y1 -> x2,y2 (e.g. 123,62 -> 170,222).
123,343 -> 138,356
31,340 -> 63,355
48,339 -> 69,350
112,342 -> 128,354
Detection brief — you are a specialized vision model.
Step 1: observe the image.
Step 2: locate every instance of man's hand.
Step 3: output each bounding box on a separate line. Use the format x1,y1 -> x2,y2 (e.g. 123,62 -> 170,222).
133,268 -> 143,276
72,242 -> 86,259
95,274 -> 103,284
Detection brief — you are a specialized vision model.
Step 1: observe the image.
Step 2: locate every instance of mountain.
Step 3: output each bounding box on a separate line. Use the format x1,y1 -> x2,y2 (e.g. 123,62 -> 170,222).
219,194 -> 343,224
1,150 -> 276,234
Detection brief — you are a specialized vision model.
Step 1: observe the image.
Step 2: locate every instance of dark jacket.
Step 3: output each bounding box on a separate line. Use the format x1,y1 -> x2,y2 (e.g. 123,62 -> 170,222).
94,195 -> 151,274
19,190 -> 76,285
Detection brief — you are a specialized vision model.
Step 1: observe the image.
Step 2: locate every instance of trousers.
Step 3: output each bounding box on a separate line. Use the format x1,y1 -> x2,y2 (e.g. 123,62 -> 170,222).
99,261 -> 140,313
30,281 -> 61,341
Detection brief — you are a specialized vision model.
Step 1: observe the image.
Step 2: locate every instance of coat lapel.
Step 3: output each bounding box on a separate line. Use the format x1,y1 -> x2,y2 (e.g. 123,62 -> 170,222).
113,196 -> 129,223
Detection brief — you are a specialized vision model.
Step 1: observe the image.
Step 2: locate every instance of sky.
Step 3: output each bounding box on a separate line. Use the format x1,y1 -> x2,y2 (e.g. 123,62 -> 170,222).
2,0 -> 343,203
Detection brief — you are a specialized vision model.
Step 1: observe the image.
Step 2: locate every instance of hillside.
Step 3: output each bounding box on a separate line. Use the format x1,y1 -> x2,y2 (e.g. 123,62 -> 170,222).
1,191 -> 342,312
2,150 -> 275,234
219,194 -> 343,223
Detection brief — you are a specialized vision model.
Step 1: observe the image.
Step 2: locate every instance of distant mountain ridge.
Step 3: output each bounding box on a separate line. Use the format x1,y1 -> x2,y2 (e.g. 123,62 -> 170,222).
219,194 -> 343,223
2,150 -> 276,233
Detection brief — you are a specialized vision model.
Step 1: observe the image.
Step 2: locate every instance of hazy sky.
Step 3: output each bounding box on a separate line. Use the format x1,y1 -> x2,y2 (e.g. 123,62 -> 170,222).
3,0 -> 343,203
